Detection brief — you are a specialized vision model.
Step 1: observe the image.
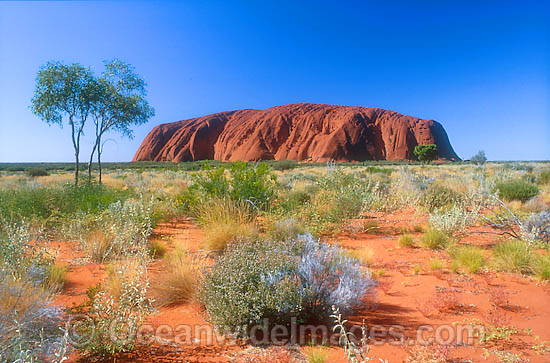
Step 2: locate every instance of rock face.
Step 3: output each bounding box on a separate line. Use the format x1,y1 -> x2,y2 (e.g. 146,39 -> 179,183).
133,103 -> 460,162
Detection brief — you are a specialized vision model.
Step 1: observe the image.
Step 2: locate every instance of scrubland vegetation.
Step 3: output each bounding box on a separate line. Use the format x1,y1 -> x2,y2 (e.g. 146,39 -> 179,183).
1,160 -> 549,362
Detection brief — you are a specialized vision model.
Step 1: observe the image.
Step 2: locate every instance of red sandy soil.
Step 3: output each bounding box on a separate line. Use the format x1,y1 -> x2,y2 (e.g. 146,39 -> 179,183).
51,212 -> 550,362
133,103 -> 460,163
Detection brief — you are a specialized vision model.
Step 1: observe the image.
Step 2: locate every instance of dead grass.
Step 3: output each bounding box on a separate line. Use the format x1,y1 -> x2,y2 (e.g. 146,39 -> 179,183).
151,245 -> 199,307
347,246 -> 375,266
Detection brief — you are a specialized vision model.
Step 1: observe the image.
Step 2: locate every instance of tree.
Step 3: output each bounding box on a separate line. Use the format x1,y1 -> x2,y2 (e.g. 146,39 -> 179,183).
471,150 -> 487,165
87,60 -> 154,183
414,144 -> 438,163
31,62 -> 95,185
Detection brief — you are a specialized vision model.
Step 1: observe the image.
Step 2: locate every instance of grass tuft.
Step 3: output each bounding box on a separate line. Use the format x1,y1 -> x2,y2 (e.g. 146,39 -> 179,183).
420,228 -> 449,250
398,234 -> 415,248
491,240 -> 533,274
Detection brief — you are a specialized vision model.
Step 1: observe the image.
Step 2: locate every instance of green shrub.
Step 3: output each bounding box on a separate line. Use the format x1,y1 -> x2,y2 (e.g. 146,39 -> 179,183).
25,167 -> 49,177
199,234 -> 373,337
420,184 -> 463,211
414,144 -> 438,163
420,228 -> 449,250
450,246 -> 485,273
491,240 -> 533,274
495,180 -> 539,202
188,162 -> 277,210
69,262 -> 153,359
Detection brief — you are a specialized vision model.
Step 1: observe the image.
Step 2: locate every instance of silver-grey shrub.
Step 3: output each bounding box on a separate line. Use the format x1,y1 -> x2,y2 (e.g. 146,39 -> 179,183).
521,210 -> 550,245
200,233 -> 374,337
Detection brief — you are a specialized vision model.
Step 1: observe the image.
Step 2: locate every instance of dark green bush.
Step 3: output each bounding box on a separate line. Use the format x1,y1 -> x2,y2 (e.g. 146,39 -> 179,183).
25,167 -> 49,177
414,144 -> 438,163
495,180 -> 539,202
537,170 -> 550,185
419,184 -> 462,211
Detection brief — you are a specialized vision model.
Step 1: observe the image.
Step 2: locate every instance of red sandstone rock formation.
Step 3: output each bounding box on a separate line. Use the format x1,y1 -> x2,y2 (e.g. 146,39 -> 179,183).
133,103 -> 459,162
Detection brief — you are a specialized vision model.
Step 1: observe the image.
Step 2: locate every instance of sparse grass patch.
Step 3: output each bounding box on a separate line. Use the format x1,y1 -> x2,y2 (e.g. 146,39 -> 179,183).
420,228 -> 449,250
305,346 -> 328,363
491,240 -> 533,274
450,245 -> 485,273
398,234 -> 415,248
413,224 -> 425,233
429,258 -> 444,270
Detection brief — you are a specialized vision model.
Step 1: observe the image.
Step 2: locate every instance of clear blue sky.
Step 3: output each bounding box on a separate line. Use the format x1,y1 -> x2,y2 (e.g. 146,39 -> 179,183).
0,0 -> 548,162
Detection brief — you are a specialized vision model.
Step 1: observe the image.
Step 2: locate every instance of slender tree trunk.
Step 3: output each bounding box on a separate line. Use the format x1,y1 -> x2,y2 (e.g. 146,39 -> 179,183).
98,147 -> 102,184
75,149 -> 79,186
97,134 -> 103,184
88,142 -> 97,181
70,120 -> 79,186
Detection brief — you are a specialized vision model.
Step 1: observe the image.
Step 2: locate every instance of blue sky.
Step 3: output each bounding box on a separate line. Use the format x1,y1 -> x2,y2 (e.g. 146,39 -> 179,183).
0,0 -> 548,162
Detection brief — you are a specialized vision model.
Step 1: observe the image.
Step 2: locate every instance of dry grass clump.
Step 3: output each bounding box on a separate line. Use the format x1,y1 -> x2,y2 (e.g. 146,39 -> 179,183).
420,228 -> 449,250
148,240 -> 167,259
491,240 -> 533,274
84,229 -> 112,263
450,245 -> 485,273
429,258 -> 445,270
151,245 -> 200,307
347,246 -> 376,266
44,263 -> 67,292
196,198 -> 258,251
398,234 -> 415,248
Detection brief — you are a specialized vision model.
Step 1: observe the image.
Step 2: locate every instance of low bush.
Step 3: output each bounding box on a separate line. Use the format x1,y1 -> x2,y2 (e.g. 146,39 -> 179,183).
429,205 -> 478,235
450,246 -> 485,273
69,262 -> 153,359
306,346 -> 328,363
495,179 -> 539,202
419,184 -> 463,211
188,162 -> 277,210
491,240 -> 533,274
0,274 -> 68,362
420,229 -> 449,250
80,198 -> 153,262
398,234 -> 415,248
200,233 -> 374,337
267,218 -> 305,241
521,210 -> 550,245
25,167 -> 49,177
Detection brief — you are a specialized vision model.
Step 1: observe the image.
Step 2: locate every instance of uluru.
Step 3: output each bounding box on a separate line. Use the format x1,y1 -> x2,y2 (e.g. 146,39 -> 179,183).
133,103 -> 460,162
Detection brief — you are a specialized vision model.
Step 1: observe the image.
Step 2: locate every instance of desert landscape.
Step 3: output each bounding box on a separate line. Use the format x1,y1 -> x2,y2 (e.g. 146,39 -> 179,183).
1,159 -> 549,362
1,2 -> 548,362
